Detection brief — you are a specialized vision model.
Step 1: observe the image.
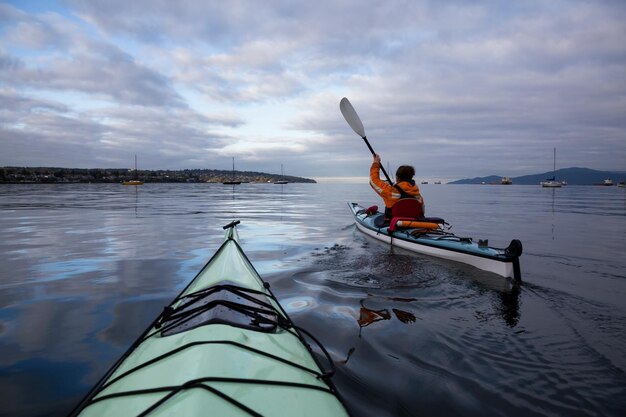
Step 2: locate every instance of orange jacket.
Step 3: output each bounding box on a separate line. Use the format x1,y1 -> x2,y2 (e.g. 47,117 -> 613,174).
369,162 -> 424,211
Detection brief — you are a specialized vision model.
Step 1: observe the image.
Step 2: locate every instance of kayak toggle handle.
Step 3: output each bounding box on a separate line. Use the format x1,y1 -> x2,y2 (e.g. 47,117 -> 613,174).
505,239 -> 523,257
223,220 -> 241,230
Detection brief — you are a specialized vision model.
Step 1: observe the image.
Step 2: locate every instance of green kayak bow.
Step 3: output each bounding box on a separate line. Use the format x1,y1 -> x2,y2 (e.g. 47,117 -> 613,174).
69,221 -> 351,417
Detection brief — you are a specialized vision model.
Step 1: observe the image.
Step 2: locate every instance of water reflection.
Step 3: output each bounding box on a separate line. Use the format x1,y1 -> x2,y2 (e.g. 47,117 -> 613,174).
461,271 -> 522,328
2,183 -> 625,417
357,299 -> 391,329
496,284 -> 521,327
133,184 -> 139,217
312,234 -> 522,328
357,298 -> 417,333
550,187 -> 556,240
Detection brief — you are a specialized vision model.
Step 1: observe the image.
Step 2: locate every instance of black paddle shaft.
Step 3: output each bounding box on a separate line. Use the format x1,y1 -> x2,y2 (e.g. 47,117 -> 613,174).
362,136 -> 394,185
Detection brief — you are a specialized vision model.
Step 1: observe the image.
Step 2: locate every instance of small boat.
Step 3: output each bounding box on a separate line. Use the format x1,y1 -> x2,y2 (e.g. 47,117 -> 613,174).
421,181 -> 428,185
501,177 -> 512,185
541,178 -> 561,188
68,221 -> 351,417
540,148 -> 562,188
434,181 -> 442,185
348,203 -> 522,281
603,178 -> 614,186
274,164 -> 288,184
122,155 -> 144,186
222,157 -> 241,185
618,180 -> 625,188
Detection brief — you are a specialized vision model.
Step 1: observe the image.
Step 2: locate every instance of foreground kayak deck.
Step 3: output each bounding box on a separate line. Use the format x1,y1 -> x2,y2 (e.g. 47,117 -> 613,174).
70,221 -> 351,417
349,203 -> 522,281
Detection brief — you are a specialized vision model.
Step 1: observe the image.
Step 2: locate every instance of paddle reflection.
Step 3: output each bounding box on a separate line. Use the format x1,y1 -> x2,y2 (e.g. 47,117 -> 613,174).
357,298 -> 416,336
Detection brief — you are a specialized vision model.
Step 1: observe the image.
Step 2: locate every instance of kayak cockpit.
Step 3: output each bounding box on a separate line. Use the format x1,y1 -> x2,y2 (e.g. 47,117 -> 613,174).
157,280 -> 285,336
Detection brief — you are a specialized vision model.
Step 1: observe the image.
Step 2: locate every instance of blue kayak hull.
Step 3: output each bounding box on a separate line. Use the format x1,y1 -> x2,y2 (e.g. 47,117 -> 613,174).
349,203 -> 522,281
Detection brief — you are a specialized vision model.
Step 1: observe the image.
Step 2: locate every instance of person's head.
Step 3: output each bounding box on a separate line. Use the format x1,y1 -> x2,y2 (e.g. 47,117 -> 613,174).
396,165 -> 415,183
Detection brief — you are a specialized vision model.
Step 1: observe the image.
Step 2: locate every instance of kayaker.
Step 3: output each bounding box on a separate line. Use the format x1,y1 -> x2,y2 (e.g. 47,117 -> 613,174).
370,154 -> 424,220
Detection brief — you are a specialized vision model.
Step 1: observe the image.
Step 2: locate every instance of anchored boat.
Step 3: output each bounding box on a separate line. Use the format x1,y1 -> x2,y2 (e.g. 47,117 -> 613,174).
222,157 -> 241,185
349,203 -> 522,281
540,148 -> 562,188
69,221 -> 350,417
122,155 -> 144,185
274,164 -> 288,184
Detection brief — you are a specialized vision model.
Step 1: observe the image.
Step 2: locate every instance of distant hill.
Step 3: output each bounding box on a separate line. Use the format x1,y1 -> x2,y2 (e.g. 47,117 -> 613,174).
449,167 -> 626,185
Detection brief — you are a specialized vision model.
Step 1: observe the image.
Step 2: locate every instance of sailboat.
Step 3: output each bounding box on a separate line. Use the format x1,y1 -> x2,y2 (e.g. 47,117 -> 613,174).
273,164 -> 288,184
540,148 -> 562,188
222,157 -> 241,185
122,155 -> 144,185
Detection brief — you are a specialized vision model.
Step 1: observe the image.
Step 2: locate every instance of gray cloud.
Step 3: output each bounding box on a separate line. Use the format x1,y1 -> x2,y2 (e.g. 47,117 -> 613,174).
0,4 -> 184,107
1,50 -> 184,107
1,1 -> 625,178
0,88 -> 243,168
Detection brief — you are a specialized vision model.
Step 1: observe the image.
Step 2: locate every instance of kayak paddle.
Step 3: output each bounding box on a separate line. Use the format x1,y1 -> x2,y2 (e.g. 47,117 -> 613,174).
340,97 -> 393,185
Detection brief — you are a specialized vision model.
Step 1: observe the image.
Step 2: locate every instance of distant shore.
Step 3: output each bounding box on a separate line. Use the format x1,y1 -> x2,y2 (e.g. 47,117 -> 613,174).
0,167 -> 316,184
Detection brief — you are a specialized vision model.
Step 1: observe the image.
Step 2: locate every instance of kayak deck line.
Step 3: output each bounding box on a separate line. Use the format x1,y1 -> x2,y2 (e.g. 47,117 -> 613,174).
94,339 -> 331,395
87,377 -> 339,417
349,202 -> 522,281
69,221 -> 351,417
157,283 -> 286,335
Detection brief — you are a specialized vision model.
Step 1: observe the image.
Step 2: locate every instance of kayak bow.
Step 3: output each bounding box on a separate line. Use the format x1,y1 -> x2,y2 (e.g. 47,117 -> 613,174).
349,203 -> 522,281
69,221 -> 351,417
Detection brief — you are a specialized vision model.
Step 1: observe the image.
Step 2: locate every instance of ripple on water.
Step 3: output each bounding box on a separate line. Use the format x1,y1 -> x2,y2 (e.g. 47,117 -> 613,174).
280,296 -> 318,313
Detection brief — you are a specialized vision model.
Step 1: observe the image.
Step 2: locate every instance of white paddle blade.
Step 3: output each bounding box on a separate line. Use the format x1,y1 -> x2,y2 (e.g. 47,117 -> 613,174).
340,97 -> 365,137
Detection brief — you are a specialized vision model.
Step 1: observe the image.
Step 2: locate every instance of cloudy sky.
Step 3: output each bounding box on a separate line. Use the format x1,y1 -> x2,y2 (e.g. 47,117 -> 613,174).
1,0 -> 625,180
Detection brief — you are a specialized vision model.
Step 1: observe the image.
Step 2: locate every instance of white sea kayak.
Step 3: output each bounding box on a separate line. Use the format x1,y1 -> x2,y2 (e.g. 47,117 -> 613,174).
349,203 -> 522,281
69,221 -> 351,417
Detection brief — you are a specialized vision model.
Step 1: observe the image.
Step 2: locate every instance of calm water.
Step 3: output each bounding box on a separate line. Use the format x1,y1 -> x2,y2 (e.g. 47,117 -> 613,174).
0,183 -> 625,417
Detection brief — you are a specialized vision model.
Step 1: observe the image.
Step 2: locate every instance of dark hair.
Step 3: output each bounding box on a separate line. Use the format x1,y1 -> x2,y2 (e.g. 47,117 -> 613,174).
396,165 -> 415,182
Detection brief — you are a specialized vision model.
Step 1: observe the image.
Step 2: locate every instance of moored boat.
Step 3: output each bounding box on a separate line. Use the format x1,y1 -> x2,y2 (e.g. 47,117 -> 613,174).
122,155 -> 144,185
540,178 -> 561,188
540,148 -> 562,188
273,164 -> 288,184
222,157 -> 241,185
68,221 -> 351,417
348,203 -> 522,281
